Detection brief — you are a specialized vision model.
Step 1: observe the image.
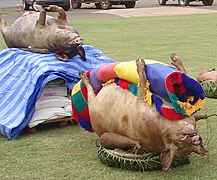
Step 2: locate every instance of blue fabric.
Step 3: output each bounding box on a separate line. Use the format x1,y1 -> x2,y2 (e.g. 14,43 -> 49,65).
0,45 -> 115,139
90,68 -> 103,91
146,63 -> 180,100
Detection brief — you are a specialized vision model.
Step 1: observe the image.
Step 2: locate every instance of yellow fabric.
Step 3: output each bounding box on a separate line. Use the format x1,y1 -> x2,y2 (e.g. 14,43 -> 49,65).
114,61 -> 139,84
71,80 -> 81,95
113,60 -> 168,84
177,98 -> 205,116
103,78 -> 152,106
143,81 -> 152,106
102,79 -> 115,86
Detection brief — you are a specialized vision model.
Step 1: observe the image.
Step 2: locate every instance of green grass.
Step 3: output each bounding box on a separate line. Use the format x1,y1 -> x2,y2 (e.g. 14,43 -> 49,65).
0,13 -> 217,180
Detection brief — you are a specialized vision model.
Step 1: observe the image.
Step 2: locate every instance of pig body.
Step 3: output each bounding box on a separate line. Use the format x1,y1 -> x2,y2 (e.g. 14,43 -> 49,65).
0,5 -> 85,61
79,59 -> 208,171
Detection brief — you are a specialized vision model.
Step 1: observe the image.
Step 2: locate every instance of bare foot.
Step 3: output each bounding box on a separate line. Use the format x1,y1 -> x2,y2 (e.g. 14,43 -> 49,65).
170,53 -> 187,74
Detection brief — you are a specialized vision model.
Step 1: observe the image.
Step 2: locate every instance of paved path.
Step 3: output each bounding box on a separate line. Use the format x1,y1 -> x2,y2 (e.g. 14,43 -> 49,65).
95,6 -> 217,18
1,1 -> 217,21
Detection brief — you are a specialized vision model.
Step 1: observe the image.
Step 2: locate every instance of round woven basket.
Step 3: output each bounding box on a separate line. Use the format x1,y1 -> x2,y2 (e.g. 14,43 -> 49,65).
201,80 -> 217,98
98,146 -> 190,171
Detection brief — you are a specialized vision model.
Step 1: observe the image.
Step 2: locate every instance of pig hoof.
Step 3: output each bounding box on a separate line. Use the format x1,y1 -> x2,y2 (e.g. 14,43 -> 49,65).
170,53 -> 181,67
128,143 -> 147,155
78,71 -> 89,83
16,4 -> 24,16
170,52 -> 178,60
170,53 -> 187,73
16,4 -> 23,10
136,59 -> 145,74
0,15 -> 5,25
36,5 -> 44,11
47,5 -> 61,11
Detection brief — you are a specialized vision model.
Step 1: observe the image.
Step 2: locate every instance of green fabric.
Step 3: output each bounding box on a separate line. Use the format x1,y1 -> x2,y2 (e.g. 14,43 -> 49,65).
201,80 -> 217,98
72,82 -> 88,113
128,84 -> 138,96
167,92 -> 186,116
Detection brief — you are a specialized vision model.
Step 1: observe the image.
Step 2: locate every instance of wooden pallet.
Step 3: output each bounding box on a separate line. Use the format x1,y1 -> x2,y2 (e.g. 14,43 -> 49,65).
42,116 -> 72,125
25,116 -> 73,134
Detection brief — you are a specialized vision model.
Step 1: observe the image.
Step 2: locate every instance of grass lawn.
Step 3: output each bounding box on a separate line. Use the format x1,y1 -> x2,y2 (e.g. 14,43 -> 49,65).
0,13 -> 217,179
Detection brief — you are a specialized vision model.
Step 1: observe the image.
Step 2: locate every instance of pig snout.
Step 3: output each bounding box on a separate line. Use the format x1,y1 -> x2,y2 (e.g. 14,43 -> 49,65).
65,34 -> 86,61
74,36 -> 83,45
191,135 -> 202,146
181,132 -> 202,146
68,35 -> 83,46
180,124 -> 208,156
180,124 -> 202,145
188,133 -> 208,156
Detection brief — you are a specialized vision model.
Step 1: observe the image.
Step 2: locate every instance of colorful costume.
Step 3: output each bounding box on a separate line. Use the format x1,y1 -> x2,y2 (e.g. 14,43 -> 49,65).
71,60 -> 205,132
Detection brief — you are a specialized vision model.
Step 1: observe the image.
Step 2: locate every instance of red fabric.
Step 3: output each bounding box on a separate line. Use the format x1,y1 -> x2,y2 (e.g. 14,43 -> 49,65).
161,106 -> 185,120
166,72 -> 185,96
79,107 -> 90,120
71,102 -> 79,123
117,79 -> 131,89
80,85 -> 88,101
97,62 -> 119,82
86,70 -> 91,77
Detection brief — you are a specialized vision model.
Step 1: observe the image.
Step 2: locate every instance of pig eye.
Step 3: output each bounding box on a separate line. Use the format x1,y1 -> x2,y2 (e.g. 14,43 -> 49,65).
173,140 -> 182,146
181,135 -> 188,140
188,133 -> 197,137
57,25 -> 66,29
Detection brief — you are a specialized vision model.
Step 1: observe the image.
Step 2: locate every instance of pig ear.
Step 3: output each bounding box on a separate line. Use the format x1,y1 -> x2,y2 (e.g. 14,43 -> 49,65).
77,46 -> 86,61
55,52 -> 68,61
193,114 -> 208,121
160,148 -> 174,171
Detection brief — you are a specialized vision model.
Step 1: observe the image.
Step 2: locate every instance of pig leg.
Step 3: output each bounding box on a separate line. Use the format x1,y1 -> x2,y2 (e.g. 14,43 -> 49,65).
0,15 -> 6,29
36,8 -> 46,27
36,5 -> 44,12
19,5 -> 49,55
170,53 -> 187,74
16,4 -> 24,17
79,71 -> 96,102
100,132 -> 147,155
136,59 -> 147,101
193,114 -> 208,121
46,5 -> 67,23
20,47 -> 49,54
19,7 -> 49,54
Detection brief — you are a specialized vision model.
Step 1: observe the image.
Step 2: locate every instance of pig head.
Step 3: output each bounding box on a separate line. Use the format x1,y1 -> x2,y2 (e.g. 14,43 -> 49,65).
78,59 -> 208,171
0,5 -> 85,61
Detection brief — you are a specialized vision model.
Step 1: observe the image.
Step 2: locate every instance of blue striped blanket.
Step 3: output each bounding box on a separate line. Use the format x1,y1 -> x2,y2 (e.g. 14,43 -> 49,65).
0,45 -> 115,139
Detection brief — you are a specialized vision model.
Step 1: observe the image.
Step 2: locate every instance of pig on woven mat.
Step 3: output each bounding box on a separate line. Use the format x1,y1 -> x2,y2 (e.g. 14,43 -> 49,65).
0,5 -> 85,61
78,59 -> 209,171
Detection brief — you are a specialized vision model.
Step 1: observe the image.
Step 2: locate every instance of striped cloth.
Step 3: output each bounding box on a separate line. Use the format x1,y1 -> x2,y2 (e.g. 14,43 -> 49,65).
0,45 -> 115,139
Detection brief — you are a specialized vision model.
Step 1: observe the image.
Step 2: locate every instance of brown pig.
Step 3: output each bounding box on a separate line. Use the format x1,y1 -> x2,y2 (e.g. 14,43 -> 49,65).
79,59 -> 208,171
0,5 -> 85,61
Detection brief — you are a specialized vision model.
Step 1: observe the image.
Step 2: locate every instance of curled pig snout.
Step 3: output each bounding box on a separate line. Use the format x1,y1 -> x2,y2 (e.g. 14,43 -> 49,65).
192,135 -> 202,146
75,37 -> 83,44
